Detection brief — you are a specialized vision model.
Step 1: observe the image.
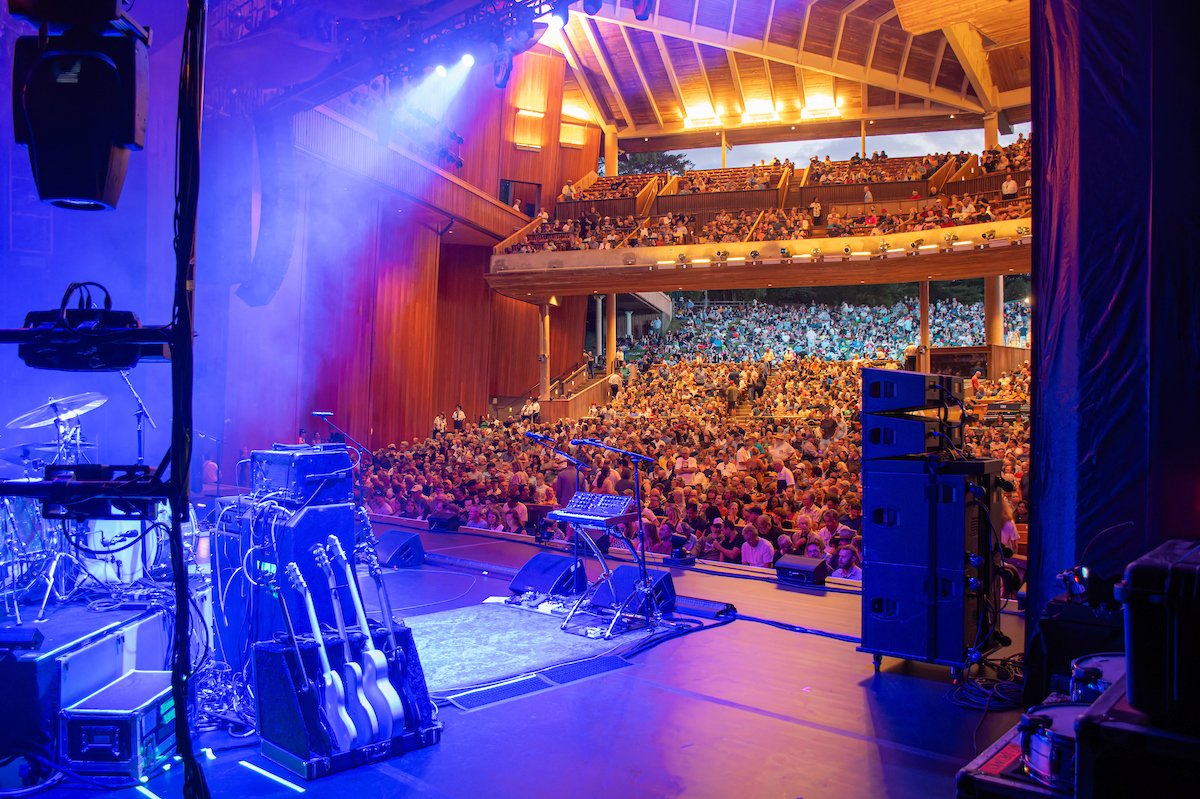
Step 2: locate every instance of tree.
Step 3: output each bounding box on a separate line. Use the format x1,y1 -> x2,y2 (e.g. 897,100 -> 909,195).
620,151 -> 694,176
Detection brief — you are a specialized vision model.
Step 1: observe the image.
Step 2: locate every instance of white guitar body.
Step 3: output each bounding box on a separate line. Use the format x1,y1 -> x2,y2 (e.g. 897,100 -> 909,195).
329,535 -> 407,739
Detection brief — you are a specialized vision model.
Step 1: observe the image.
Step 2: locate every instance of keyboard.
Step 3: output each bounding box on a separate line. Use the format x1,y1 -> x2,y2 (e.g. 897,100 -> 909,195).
547,492 -> 639,528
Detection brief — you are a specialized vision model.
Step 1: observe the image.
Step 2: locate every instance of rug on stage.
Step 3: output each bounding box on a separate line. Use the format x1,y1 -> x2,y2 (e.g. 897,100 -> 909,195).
404,602 -> 652,693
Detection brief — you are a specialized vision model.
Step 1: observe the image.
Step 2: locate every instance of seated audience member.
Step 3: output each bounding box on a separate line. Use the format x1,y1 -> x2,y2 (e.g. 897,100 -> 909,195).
484,509 -> 504,532
715,517 -> 745,564
741,521 -> 775,567
502,509 -> 525,535
830,545 -> 863,580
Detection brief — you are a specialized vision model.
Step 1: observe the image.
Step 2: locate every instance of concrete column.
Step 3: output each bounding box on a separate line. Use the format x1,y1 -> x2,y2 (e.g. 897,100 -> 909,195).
604,127 -> 618,176
721,130 -> 727,168
605,292 -> 617,375
594,295 -> 603,357
983,113 -> 999,151
984,275 -> 1004,346
539,303 -> 551,401
919,279 -> 931,373
860,119 -> 867,160
625,310 -> 633,337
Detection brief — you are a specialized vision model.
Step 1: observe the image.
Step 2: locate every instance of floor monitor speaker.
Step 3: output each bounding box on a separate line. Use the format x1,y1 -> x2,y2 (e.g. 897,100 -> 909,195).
591,564 -> 676,614
775,555 -> 830,586
509,553 -> 583,595
375,529 -> 425,568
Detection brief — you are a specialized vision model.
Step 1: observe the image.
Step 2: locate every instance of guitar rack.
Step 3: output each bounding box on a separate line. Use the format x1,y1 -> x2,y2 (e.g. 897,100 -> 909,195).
253,623 -> 442,780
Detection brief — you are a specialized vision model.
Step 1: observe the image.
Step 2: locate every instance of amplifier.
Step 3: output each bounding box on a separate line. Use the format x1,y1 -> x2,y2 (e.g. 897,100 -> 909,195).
58,670 -> 176,782
250,445 -> 354,506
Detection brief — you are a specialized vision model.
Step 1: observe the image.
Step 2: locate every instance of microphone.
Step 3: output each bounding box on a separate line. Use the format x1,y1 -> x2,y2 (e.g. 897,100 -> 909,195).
311,411 -> 333,418
525,431 -> 548,441
569,438 -> 596,447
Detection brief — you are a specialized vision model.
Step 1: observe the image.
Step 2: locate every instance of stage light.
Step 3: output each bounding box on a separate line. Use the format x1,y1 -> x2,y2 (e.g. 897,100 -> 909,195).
633,0 -> 652,21
842,245 -> 851,255
780,247 -> 789,257
750,250 -> 760,260
550,0 -> 571,29
11,5 -> 150,210
462,54 -> 475,67
584,0 -> 602,13
436,65 -> 447,77
494,49 -> 514,88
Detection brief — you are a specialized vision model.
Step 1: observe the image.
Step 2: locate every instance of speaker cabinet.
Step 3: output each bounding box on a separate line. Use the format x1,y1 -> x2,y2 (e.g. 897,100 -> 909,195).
591,564 -> 676,614
427,511 -> 459,532
509,553 -> 583,595
775,555 -> 831,586
375,530 -> 425,568
862,562 -> 931,661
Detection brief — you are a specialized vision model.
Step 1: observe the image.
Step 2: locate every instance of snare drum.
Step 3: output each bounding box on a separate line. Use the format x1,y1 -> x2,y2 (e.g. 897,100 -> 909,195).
1019,702 -> 1087,791
1070,652 -> 1125,703
84,502 -> 198,583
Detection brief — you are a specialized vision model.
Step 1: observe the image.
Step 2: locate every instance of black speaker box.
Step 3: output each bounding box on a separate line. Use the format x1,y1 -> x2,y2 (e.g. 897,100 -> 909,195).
375,530 -> 425,568
592,564 -> 676,614
862,368 -> 963,413
0,627 -> 43,650
862,415 -> 940,460
775,555 -> 830,587
509,552 -> 583,595
427,510 -> 460,531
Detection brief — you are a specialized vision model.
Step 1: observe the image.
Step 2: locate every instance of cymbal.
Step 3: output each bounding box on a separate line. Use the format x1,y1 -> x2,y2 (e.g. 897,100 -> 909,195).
6,392 -> 108,430
0,441 -> 98,465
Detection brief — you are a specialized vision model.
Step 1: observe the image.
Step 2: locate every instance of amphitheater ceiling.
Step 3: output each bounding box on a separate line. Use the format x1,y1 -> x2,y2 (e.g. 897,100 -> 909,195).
548,0 -> 1029,151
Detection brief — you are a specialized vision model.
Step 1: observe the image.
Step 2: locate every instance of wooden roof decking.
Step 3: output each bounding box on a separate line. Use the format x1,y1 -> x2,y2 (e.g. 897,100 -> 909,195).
545,0 -> 1030,152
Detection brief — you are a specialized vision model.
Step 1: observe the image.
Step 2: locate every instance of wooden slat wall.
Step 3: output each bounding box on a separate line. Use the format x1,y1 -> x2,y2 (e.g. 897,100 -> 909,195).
443,63 -> 505,198
434,244 -> 496,422
557,125 -> 602,190
501,50 -> 568,208
369,216 -> 441,446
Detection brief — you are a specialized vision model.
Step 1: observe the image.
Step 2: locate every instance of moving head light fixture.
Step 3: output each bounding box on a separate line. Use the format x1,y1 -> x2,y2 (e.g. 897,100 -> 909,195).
10,0 -> 150,210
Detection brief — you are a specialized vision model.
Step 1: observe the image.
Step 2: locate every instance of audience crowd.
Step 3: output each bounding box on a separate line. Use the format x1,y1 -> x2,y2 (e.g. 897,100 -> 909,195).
355,301 -> 1031,580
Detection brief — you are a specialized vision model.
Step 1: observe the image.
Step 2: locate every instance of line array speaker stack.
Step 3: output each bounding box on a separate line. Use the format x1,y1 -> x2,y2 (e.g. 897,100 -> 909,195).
858,368 -> 1003,671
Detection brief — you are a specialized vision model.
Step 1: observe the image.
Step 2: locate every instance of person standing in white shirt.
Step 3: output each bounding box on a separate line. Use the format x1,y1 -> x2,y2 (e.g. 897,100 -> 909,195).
1001,173 -> 1019,200
674,447 -> 699,486
451,405 -> 466,432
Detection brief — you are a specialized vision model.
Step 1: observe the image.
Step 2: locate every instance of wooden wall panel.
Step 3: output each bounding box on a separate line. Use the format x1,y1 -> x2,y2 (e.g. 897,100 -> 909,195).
444,63 -> 505,198
434,244 -> 495,421
550,294 -> 589,378
500,51 -> 567,212
369,217 -> 440,446
558,124 -> 602,187
489,292 -> 541,399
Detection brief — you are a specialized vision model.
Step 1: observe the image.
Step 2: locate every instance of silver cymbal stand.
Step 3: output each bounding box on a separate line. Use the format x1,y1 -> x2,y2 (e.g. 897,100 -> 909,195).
26,521 -> 94,623
2,497 -> 25,624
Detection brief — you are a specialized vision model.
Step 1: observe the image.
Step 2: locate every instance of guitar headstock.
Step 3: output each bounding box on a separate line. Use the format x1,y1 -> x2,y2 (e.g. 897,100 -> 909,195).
360,542 -> 383,578
327,535 -> 348,568
313,544 -> 333,582
286,561 -> 307,594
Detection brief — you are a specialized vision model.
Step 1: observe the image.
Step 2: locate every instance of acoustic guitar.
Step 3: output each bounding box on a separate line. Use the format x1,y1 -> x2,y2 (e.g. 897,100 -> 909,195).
286,561 -> 358,752
314,544 -> 379,744
328,535 -> 406,739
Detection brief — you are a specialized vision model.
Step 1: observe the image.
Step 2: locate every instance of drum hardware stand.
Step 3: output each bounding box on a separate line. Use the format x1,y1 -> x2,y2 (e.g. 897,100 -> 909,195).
21,521 -> 93,622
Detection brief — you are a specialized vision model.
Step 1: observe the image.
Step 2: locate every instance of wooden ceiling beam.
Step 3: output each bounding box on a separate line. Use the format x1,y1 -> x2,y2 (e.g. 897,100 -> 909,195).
579,17 -> 638,133
555,28 -> 613,129
620,26 -> 664,127
694,41 -> 719,115
727,0 -> 739,35
929,36 -> 948,92
797,0 -> 813,58
727,50 -> 747,115
866,9 -> 899,72
762,0 -> 777,48
654,32 -> 689,119
833,0 -> 871,65
576,8 -> 986,115
942,21 -> 999,111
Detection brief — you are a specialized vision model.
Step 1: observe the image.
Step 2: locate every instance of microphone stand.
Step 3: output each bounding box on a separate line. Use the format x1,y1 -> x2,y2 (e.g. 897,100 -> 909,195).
121,370 -> 157,578
312,412 -> 368,513
570,438 -> 658,627
526,432 -> 588,592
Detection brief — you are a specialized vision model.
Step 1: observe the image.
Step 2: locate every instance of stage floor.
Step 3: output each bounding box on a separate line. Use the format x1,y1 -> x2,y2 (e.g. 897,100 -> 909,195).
38,527 -> 1025,799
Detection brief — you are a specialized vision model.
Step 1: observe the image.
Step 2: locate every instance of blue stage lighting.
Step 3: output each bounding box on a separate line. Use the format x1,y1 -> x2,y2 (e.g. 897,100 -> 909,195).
462,53 -> 475,67
436,65 -> 447,77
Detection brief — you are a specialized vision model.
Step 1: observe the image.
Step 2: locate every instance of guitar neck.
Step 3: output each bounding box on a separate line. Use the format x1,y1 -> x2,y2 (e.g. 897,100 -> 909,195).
340,559 -> 377,651
271,584 -> 312,687
301,591 -> 334,676
372,570 -> 399,652
324,573 -> 355,661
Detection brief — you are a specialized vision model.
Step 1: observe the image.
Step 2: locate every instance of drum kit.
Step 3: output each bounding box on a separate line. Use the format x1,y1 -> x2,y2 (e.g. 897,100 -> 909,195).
0,391 -> 197,624
1015,651 -> 1128,793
